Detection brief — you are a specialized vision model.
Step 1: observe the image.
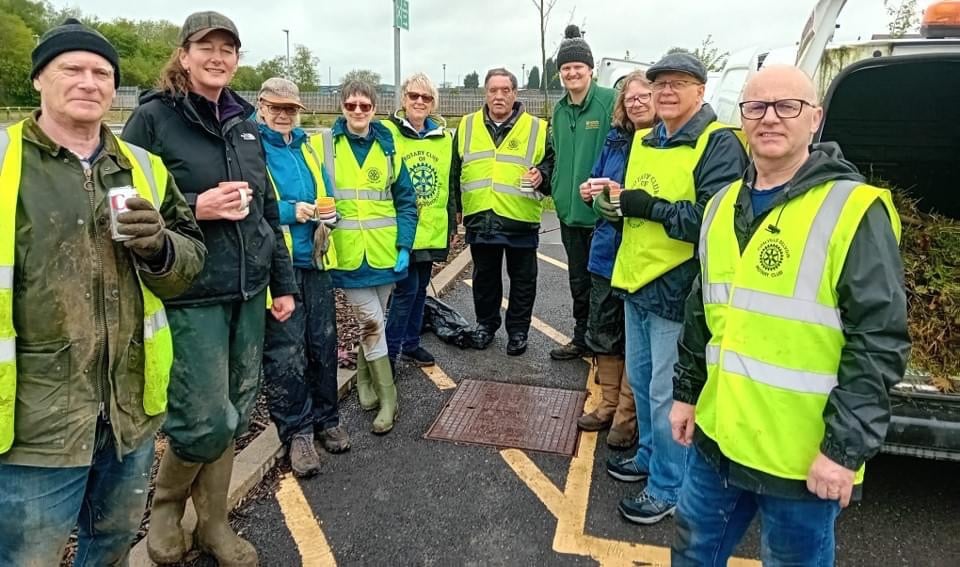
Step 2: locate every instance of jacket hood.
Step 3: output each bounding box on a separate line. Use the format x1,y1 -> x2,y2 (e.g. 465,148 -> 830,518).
138,87 -> 255,118
332,117 -> 397,155
483,101 -> 525,128
744,142 -> 865,200
605,125 -> 633,145
389,110 -> 447,139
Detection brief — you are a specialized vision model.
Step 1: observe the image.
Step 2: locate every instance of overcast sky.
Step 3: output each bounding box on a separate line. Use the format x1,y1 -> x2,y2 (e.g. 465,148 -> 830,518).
59,0 -> 939,86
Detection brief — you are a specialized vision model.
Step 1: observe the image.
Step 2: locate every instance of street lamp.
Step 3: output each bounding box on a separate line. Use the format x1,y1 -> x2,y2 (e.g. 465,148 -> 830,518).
522,63 -> 526,86
282,29 -> 290,77
442,63 -> 446,88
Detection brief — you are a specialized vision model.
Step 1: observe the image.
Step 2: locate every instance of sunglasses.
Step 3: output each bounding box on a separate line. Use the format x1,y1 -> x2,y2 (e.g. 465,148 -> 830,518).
405,92 -> 435,103
343,102 -> 373,113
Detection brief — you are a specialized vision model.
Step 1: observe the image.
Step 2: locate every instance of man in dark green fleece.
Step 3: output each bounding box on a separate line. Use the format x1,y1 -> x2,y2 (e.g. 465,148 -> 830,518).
549,25 -> 617,360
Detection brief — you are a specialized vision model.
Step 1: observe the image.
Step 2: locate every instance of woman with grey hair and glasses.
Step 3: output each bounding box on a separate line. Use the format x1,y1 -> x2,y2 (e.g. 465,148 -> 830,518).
382,73 -> 456,370
312,80 -> 417,434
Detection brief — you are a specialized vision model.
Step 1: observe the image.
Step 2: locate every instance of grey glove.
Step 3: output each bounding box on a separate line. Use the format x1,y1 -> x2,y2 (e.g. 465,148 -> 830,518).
117,197 -> 167,260
313,222 -> 333,269
593,192 -> 621,223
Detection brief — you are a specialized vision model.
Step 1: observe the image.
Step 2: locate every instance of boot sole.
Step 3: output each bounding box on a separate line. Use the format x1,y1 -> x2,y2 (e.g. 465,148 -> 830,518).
607,469 -> 649,483
399,356 -> 436,367
618,503 -> 676,525
291,465 -> 321,478
359,402 -> 379,411
577,417 -> 613,431
372,405 -> 400,435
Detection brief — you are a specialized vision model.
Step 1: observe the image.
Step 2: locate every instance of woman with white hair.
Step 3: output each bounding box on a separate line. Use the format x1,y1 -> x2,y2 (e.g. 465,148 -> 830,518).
382,73 -> 456,369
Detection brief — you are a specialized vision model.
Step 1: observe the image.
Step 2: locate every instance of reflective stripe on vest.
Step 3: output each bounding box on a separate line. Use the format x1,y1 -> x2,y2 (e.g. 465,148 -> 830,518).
317,129 -> 400,271
611,122 -> 742,293
458,111 -> 546,223
695,178 -> 902,483
0,121 -> 174,454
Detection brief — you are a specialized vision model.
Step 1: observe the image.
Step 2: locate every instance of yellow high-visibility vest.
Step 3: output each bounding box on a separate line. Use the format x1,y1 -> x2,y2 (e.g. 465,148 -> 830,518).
0,120 -> 174,453
381,119 -> 453,250
457,110 -> 547,224
696,178 -> 901,484
611,122 -> 742,293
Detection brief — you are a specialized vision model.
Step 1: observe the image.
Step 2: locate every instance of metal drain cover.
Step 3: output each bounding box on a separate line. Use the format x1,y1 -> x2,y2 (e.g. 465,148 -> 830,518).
424,379 -> 587,456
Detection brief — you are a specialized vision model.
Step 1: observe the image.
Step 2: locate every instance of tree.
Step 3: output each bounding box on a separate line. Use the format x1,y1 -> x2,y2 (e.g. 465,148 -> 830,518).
341,68 -> 381,87
543,57 -> 561,89
0,12 -> 37,105
231,66 -> 263,92
692,35 -> 728,72
289,44 -> 319,91
886,0 -> 919,38
526,66 -> 541,90
463,71 -> 479,89
531,0 -> 558,100
665,46 -> 691,56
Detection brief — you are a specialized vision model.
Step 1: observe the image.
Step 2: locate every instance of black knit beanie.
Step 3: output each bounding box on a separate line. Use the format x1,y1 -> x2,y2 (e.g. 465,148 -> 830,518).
31,18 -> 120,87
556,25 -> 594,69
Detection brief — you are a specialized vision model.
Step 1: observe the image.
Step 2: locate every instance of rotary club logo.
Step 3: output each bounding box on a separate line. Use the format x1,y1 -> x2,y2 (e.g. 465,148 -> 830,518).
367,168 -> 383,183
411,162 -> 440,207
756,239 -> 790,277
507,138 -> 521,151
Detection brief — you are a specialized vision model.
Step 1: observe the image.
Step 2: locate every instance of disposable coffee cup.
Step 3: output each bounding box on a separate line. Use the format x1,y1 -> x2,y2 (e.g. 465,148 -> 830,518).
315,196 -> 337,220
219,181 -> 250,213
588,177 -> 610,197
520,176 -> 535,194
608,186 -> 622,205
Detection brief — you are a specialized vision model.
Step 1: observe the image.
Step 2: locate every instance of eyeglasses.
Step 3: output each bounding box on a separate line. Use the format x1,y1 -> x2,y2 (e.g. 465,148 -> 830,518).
262,103 -> 299,117
651,79 -> 701,92
624,93 -> 653,106
343,102 -> 373,113
739,99 -> 815,120
405,92 -> 435,103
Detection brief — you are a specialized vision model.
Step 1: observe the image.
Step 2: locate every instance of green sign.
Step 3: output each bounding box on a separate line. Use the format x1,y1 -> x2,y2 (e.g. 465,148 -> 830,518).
394,0 -> 409,30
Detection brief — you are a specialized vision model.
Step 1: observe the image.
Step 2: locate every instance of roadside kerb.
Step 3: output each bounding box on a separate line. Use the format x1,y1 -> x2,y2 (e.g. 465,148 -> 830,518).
129,246 -> 473,566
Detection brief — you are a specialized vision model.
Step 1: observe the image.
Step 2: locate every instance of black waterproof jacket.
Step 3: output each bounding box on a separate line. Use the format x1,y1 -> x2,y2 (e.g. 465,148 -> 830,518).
122,88 -> 297,307
673,143 -> 911,500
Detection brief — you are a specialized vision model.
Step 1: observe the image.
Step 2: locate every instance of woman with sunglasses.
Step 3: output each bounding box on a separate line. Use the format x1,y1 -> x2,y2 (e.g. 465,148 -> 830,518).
576,71 -> 657,450
121,12 -> 296,566
381,73 -> 456,370
317,80 -> 417,435
255,77 -> 348,478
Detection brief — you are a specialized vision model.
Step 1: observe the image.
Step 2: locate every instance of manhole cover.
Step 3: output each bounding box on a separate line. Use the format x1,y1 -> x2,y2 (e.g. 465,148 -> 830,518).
424,379 -> 587,456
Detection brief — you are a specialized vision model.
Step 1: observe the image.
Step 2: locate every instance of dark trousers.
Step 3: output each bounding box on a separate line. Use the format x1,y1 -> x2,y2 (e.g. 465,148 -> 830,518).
385,260 -> 433,359
559,222 -> 594,347
585,274 -> 625,354
263,269 -> 340,445
471,243 -> 538,336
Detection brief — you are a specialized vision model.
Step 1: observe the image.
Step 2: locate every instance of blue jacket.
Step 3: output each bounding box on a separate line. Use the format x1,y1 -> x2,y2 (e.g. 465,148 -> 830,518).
587,127 -> 632,279
259,124 -> 334,269
329,117 -> 418,289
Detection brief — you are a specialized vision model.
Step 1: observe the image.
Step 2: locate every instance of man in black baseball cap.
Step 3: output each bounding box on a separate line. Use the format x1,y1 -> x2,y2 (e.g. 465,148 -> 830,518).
178,10 -> 241,47
596,49 -> 749,526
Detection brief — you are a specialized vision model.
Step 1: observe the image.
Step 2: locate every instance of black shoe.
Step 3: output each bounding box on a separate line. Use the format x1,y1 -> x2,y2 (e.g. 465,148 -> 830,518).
606,454 -> 649,482
506,333 -> 528,356
400,347 -> 436,367
618,490 -> 676,525
550,341 -> 591,361
470,328 -> 495,350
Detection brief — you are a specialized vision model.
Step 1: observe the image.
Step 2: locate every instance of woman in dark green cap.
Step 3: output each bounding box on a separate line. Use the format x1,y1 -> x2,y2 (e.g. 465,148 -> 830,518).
122,11 -> 296,567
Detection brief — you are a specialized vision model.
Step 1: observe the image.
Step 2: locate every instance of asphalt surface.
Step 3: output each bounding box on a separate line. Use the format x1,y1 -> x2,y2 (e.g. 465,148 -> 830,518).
214,213 -> 960,566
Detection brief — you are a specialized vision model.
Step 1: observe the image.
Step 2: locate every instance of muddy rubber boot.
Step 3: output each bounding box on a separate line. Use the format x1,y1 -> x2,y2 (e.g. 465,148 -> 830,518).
192,442 -> 258,567
147,448 -> 202,564
368,356 -> 398,434
577,355 -> 622,431
356,347 -> 379,411
607,361 -> 638,449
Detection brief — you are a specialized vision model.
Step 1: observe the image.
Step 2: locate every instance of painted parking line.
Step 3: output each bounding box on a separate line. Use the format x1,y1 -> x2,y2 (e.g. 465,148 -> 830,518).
276,475 -> 338,566
421,364 -> 457,390
537,251 -> 569,271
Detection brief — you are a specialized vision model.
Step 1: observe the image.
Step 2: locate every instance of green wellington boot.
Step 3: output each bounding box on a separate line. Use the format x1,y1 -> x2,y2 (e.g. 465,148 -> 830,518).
147,449 -> 203,564
192,442 -> 258,567
368,356 -> 399,434
356,347 -> 379,411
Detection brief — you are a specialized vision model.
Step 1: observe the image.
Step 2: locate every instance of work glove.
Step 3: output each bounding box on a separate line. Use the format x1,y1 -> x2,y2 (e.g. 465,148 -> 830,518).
313,222 -> 333,269
117,197 -> 167,260
394,247 -> 411,273
593,192 -> 621,224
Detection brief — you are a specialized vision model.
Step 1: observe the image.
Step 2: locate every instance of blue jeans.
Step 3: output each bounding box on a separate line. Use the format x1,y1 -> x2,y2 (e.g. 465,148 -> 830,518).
386,260 -> 433,359
0,421 -> 155,566
673,446 -> 841,566
624,301 -> 688,504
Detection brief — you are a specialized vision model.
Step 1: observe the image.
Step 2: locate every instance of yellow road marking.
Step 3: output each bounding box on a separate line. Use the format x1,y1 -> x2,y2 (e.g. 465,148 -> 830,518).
421,364 -> 457,390
276,475 -> 338,567
537,252 -> 569,271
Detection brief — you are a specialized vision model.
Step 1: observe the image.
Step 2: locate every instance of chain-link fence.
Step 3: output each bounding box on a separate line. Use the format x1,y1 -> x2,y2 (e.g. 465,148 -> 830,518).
110,87 -> 566,118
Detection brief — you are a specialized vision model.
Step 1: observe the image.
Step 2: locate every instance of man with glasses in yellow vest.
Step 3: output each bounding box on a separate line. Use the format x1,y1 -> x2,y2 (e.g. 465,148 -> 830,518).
0,20 -> 205,566
451,68 -> 554,356
669,65 -> 910,565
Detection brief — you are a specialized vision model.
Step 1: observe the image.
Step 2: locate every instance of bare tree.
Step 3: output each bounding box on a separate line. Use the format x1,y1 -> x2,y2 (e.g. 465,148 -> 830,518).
531,0 -> 558,104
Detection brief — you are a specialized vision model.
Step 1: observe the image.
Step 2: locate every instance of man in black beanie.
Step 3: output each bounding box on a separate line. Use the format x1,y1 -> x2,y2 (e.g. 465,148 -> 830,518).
0,17 -> 205,566
550,25 -> 616,361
